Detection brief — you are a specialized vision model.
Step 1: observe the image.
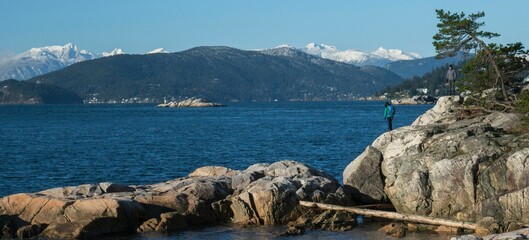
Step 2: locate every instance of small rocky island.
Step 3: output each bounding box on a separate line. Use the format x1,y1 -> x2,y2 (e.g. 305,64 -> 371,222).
156,97 -> 225,108
1,96 -> 529,239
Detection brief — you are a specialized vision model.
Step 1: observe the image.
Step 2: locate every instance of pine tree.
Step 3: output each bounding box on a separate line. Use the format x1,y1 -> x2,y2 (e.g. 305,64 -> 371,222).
433,9 -> 528,111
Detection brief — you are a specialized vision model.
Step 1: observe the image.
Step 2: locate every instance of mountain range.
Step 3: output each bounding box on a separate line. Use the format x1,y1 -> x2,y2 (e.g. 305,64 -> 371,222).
299,43 -> 421,66
297,43 -> 464,78
0,43 -> 467,104
0,43 -> 167,81
29,46 -> 404,102
0,43 -> 464,82
383,52 -> 469,79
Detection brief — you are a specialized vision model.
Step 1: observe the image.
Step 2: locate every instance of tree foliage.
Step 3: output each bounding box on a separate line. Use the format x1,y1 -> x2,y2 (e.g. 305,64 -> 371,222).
433,9 -> 529,111
0,79 -> 83,104
433,10 -> 499,58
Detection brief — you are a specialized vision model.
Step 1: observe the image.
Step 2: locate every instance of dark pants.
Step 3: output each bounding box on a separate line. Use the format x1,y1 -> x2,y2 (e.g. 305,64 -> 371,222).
387,117 -> 393,131
447,80 -> 455,95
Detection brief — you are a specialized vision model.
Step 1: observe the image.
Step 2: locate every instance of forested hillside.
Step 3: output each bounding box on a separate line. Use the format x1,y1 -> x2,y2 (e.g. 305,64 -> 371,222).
30,46 -> 404,103
0,79 -> 83,104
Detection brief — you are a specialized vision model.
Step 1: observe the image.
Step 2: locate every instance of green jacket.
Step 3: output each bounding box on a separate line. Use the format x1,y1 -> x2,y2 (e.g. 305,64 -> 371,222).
384,105 -> 395,118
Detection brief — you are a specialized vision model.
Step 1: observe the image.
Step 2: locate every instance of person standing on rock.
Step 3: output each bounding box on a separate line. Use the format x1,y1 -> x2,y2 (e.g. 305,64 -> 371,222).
384,102 -> 396,131
445,64 -> 457,95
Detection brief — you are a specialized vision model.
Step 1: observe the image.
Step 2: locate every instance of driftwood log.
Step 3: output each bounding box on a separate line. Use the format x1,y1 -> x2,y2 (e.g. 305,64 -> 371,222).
299,201 -> 477,230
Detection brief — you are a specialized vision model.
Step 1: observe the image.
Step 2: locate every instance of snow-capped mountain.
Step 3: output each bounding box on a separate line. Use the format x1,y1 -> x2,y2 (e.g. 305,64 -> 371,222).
102,48 -> 125,57
0,43 -> 98,80
300,43 -> 421,67
263,43 -> 464,79
0,44 -> 141,81
147,48 -> 168,54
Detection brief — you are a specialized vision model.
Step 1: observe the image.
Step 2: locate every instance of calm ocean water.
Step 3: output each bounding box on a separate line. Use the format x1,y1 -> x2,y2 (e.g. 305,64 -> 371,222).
1,101 -> 449,239
0,101 -> 431,196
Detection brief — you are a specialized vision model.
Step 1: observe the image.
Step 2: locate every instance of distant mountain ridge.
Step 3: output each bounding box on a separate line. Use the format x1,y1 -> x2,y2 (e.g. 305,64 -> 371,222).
296,43 -> 466,79
299,43 -> 422,67
30,46 -> 404,103
383,52 -> 468,79
1,42 -> 467,83
0,43 -> 162,81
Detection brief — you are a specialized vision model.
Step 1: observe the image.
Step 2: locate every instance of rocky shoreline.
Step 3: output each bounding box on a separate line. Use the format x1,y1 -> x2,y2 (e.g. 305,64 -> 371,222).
391,95 -> 438,105
0,161 -> 354,239
2,96 -> 529,239
344,96 -> 529,239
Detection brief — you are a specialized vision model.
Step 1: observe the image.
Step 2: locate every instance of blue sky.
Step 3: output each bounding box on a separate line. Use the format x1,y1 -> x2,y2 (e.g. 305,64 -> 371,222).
1,0 -> 527,57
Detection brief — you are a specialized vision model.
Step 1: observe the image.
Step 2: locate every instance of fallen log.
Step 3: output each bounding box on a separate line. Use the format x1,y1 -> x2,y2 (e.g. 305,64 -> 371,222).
299,201 -> 477,230
354,203 -> 395,210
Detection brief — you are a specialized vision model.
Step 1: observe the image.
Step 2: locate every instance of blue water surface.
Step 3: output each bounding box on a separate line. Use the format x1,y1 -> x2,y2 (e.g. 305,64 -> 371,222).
0,101 -> 431,196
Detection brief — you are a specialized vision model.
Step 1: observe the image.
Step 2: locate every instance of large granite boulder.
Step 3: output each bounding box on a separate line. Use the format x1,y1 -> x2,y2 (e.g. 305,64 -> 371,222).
134,176 -> 233,225
343,145 -> 386,204
230,160 -> 354,225
0,193 -> 145,239
412,95 -> 463,126
134,174 -> 233,232
41,198 -> 145,239
344,96 -> 529,229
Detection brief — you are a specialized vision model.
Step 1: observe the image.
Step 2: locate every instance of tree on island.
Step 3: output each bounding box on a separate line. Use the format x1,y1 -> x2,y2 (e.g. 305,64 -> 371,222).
433,9 -> 529,112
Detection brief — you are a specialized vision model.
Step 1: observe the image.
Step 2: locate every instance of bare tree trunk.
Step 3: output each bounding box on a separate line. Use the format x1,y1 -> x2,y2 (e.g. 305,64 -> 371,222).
299,201 -> 478,230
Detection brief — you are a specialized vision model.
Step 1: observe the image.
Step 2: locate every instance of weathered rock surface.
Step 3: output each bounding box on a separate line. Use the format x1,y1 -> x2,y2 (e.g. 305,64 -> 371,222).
283,209 -> 357,236
392,95 -> 437,105
229,160 -> 354,225
0,193 -> 145,239
189,166 -> 240,178
379,222 -> 408,238
0,176 -> 232,238
156,97 -> 224,108
412,95 -> 463,125
343,145 -> 386,204
344,96 -> 529,230
0,160 -> 352,238
452,227 -> 529,240
134,176 -> 233,225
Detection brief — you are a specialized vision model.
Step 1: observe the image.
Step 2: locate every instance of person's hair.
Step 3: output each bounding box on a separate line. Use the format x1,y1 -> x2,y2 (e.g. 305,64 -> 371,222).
384,102 -> 389,107
449,64 -> 453,68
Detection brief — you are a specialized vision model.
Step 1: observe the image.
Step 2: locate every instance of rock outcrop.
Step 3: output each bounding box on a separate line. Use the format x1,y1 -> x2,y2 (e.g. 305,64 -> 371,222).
391,95 -> 437,105
0,160 -> 352,239
228,161 -> 353,225
156,97 -> 224,108
453,227 -> 529,240
344,96 -> 529,229
0,193 -> 145,239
